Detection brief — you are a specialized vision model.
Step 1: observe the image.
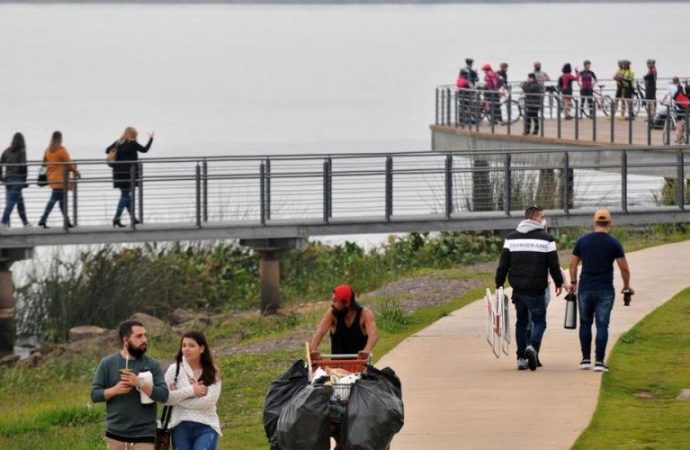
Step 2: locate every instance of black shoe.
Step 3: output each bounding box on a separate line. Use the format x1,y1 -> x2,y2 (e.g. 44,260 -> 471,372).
532,131 -> 539,135
537,357 -> 543,368
66,221 -> 74,228
113,219 -> 125,228
525,345 -> 538,371
132,218 -> 141,225
38,220 -> 49,229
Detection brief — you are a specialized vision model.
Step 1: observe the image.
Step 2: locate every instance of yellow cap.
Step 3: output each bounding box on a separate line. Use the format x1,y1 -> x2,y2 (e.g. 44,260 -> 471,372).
593,209 -> 612,223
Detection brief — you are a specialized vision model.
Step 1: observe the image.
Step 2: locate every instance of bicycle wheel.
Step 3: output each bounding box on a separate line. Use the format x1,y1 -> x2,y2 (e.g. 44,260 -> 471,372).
602,95 -> 614,116
500,99 -> 522,124
632,92 -> 642,117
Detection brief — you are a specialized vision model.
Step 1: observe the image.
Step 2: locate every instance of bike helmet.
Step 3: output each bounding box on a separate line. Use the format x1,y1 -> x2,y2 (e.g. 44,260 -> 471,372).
647,58 -> 656,65
583,59 -> 591,65
465,58 -> 474,65
481,63 -> 492,71
533,61 -> 541,68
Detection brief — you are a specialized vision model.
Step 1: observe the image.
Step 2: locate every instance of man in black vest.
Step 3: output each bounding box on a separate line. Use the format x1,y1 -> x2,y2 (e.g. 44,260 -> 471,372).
309,284 -> 379,361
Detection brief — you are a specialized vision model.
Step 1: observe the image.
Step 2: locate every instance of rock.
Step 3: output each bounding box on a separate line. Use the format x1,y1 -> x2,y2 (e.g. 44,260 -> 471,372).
172,319 -> 210,336
129,313 -> 167,336
676,389 -> 690,401
69,326 -> 108,343
29,351 -> 44,367
0,354 -> 20,367
171,308 -> 210,326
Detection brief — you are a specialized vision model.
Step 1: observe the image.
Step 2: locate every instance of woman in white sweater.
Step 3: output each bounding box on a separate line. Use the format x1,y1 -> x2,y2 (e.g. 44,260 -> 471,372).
165,331 -> 222,450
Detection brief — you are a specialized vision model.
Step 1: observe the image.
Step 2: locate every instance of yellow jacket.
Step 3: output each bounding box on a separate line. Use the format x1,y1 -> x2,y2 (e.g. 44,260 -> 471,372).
43,146 -> 79,190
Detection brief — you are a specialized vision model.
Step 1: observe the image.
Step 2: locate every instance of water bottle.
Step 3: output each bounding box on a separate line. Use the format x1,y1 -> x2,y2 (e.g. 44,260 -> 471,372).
137,367 -> 154,404
564,293 -> 577,329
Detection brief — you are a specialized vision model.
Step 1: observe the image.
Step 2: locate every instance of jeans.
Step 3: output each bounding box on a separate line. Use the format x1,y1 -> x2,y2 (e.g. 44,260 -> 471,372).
578,290 -> 615,362
40,189 -> 67,223
2,176 -> 28,225
115,188 -> 132,220
513,292 -> 547,359
172,421 -> 218,450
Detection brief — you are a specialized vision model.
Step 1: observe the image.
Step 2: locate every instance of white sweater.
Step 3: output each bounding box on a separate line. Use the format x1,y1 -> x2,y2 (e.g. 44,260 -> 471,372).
164,357 -> 222,436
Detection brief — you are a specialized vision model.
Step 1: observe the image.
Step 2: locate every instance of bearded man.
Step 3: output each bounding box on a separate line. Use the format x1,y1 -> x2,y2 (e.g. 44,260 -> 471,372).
309,284 -> 379,360
91,320 -> 169,450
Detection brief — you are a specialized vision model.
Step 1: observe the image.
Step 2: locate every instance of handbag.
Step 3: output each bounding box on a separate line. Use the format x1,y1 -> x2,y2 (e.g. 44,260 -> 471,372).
155,362 -> 180,450
37,158 -> 48,187
106,147 -> 118,168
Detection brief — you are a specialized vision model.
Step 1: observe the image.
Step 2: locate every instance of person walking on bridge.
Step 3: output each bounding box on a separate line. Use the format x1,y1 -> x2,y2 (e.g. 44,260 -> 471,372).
0,132 -> 31,228
522,73 -> 542,135
106,127 -> 154,227
38,131 -> 80,228
568,209 -> 634,372
495,205 -> 564,371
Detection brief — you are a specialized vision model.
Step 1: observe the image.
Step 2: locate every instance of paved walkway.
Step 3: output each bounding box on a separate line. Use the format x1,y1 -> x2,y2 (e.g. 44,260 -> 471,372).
378,239 -> 690,450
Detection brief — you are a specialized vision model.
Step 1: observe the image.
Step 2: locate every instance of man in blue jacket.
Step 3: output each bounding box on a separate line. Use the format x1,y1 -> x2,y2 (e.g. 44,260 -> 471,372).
495,206 -> 564,371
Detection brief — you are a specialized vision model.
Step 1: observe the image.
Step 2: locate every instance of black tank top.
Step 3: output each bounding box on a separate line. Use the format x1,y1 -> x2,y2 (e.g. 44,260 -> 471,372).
330,305 -> 368,355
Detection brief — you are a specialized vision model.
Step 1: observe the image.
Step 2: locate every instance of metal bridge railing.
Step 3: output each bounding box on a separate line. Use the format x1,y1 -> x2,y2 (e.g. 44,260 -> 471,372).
0,147 -> 687,236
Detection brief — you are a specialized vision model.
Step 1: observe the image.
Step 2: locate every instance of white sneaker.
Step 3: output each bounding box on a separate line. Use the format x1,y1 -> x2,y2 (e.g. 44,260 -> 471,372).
517,358 -> 528,371
525,345 -> 538,371
593,362 -> 609,372
580,359 -> 592,370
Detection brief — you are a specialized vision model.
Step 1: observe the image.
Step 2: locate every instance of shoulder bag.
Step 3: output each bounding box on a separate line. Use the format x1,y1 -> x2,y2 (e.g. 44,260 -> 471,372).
106,143 -> 119,168
155,362 -> 180,450
37,156 -> 48,187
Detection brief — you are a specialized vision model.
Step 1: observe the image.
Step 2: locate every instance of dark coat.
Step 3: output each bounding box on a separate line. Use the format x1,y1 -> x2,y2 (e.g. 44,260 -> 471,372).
106,138 -> 152,189
521,80 -> 543,110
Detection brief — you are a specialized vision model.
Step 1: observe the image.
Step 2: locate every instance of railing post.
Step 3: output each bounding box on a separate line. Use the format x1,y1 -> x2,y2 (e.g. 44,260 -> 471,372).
445,88 -> 451,125
195,164 -> 202,228
562,152 -> 571,214
445,154 -> 453,219
628,107 -> 634,144
435,88 -> 439,125
610,101 -> 616,144
557,98 -> 562,138
621,151 -> 628,213
129,163 -> 136,230
678,150 -> 685,210
504,153 -> 511,216
685,112 -> 690,145
202,159 -> 208,222
260,162 -> 266,225
574,98 -> 579,141
539,96 -> 545,137
590,98 -> 597,142
664,104 -> 672,145
72,171 -> 78,227
647,106 -> 652,145
323,157 -> 332,223
507,92 -> 512,135
62,166 -> 70,231
137,161 -> 144,225
265,158 -> 271,220
385,155 -> 393,222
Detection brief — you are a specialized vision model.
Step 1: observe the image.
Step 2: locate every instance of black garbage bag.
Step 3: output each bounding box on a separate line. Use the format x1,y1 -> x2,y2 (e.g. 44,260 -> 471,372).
263,360 -> 309,449
275,384 -> 333,450
341,366 -> 404,450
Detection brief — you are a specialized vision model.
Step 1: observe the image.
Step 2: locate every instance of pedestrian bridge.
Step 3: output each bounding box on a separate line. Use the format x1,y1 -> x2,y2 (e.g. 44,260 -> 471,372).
1,147 -> 688,249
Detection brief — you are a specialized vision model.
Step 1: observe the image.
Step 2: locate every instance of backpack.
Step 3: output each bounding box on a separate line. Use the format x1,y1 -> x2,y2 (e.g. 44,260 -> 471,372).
675,87 -> 690,109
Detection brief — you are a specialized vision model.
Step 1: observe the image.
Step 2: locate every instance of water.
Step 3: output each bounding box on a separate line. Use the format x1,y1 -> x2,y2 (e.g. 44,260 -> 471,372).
1,3 -> 688,161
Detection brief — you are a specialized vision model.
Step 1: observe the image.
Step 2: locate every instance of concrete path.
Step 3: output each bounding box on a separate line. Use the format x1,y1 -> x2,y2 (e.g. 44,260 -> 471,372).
379,240 -> 690,450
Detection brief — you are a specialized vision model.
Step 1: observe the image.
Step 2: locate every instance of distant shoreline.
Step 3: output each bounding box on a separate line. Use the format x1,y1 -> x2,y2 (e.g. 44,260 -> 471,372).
1,0 -> 686,4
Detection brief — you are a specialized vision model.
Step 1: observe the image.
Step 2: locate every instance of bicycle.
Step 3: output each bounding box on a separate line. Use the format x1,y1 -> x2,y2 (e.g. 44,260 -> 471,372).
459,87 -> 521,125
581,84 -> 614,118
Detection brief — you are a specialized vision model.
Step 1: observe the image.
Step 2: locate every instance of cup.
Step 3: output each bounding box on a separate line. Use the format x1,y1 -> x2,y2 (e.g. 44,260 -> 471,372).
137,370 -> 154,404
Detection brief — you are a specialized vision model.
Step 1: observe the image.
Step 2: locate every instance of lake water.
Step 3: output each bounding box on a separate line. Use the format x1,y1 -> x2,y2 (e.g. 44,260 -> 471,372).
1,2 -> 688,161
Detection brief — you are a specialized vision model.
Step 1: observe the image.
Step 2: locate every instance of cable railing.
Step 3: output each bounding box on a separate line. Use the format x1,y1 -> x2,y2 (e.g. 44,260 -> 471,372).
435,78 -> 690,145
0,147 -> 686,243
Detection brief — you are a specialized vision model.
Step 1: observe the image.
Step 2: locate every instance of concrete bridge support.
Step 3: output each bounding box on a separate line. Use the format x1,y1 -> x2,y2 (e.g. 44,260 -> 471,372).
240,238 -> 305,315
0,248 -> 33,355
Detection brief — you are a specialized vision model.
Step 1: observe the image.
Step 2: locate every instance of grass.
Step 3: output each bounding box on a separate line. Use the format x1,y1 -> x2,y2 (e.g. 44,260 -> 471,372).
573,287 -> 690,450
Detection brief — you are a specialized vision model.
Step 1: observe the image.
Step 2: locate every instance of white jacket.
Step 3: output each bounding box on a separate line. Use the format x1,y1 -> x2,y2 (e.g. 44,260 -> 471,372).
164,357 -> 222,436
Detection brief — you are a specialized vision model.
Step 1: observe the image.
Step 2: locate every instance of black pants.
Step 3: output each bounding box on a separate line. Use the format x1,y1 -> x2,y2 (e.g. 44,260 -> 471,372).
580,89 -> 594,115
524,107 -> 539,134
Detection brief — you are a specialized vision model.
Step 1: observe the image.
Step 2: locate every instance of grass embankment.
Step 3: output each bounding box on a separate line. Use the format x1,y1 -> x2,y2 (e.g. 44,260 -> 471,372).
573,287 -> 690,450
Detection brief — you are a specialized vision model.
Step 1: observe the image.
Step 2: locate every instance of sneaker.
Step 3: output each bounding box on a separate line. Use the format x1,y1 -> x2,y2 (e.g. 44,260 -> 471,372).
537,357 -> 543,368
517,358 -> 528,371
525,345 -> 538,371
579,359 -> 592,370
593,361 -> 609,372
23,222 -> 32,228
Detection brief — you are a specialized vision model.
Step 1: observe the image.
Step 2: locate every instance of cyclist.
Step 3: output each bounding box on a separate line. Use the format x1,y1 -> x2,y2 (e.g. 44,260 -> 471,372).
578,60 -> 598,117
613,59 -> 635,119
460,58 -> 479,88
456,72 -> 472,124
533,61 -> 550,92
497,62 -> 509,89
643,59 -> 658,117
482,63 -> 502,124
663,77 -> 689,144
558,63 -> 578,120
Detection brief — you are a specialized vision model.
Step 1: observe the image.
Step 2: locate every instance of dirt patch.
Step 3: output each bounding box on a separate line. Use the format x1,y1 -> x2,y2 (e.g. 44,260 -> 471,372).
634,391 -> 656,400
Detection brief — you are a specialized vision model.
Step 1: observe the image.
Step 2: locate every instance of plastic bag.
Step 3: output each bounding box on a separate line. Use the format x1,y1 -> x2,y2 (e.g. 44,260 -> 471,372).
341,366 -> 404,450
275,384 -> 333,450
263,360 -> 309,449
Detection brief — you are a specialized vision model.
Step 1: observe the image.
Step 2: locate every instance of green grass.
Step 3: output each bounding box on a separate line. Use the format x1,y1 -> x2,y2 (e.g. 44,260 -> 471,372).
573,287 -> 690,450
